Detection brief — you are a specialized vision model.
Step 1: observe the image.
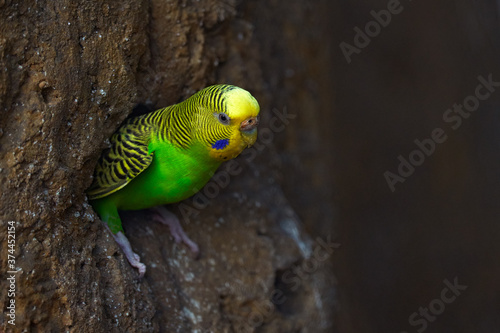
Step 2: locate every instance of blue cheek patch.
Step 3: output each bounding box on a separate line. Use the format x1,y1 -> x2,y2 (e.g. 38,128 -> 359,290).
212,139 -> 229,150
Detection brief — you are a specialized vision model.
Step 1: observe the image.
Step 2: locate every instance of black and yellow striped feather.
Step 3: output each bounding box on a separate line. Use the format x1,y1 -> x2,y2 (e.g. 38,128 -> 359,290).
87,84 -> 240,200
86,112 -> 156,200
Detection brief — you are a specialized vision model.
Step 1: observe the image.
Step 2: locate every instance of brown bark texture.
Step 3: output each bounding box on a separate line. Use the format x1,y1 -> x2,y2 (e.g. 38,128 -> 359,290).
0,0 -> 336,332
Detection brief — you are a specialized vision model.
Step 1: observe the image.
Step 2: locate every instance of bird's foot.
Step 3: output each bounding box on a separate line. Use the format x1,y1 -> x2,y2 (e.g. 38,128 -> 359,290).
152,206 -> 200,256
111,231 -> 146,278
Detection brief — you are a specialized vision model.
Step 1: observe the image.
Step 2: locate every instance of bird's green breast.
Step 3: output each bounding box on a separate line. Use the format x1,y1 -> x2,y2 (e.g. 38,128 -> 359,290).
100,140 -> 221,211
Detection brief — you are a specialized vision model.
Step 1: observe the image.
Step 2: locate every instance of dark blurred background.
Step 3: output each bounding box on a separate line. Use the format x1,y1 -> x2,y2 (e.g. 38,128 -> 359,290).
2,0 -> 499,331
329,0 -> 500,332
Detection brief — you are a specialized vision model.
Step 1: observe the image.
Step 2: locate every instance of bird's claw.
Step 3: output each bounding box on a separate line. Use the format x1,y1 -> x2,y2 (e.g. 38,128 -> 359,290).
111,230 -> 147,278
132,260 -> 146,279
152,206 -> 200,256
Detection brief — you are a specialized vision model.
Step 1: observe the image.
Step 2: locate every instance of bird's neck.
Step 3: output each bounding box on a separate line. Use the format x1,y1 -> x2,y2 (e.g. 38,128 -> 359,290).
156,103 -> 196,150
155,103 -> 244,164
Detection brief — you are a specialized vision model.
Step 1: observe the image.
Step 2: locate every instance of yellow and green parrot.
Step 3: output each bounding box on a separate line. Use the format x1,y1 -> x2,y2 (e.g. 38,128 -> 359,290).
87,84 -> 260,277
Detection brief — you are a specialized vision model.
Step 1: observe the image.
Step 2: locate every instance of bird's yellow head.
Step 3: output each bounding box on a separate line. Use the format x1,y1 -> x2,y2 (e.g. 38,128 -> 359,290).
190,84 -> 260,161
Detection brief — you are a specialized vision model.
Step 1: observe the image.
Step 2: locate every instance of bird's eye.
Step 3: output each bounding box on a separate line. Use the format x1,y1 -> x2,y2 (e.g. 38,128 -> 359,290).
218,113 -> 230,125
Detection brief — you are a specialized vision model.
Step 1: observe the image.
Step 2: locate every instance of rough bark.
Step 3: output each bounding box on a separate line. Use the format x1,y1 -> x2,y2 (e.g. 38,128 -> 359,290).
0,1 -> 336,332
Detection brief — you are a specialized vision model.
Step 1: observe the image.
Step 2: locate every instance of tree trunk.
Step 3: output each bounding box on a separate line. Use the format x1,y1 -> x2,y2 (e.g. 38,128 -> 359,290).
0,1 -> 336,332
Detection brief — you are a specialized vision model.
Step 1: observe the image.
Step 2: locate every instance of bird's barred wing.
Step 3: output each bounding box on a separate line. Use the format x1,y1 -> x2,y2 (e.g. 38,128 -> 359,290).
87,120 -> 154,200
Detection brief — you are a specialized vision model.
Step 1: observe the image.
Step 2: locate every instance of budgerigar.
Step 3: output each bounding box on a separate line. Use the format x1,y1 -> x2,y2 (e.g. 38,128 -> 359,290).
87,84 -> 260,277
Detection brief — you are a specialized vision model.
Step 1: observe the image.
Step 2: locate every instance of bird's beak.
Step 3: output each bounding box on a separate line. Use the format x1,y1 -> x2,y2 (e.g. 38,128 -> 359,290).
240,116 -> 259,147
240,116 -> 259,132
